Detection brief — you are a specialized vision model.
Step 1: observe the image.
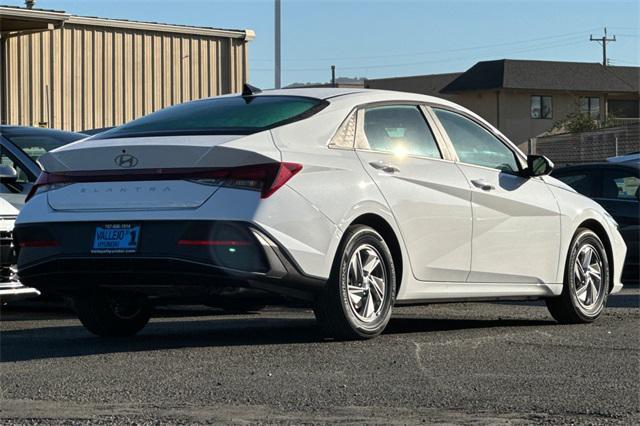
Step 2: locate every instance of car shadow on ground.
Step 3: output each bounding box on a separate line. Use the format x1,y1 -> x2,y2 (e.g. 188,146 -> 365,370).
0,313 -> 554,363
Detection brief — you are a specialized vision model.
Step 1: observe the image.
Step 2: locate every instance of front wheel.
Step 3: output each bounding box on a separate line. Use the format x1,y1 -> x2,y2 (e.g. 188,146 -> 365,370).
73,291 -> 152,337
546,228 -> 609,324
314,225 -> 396,340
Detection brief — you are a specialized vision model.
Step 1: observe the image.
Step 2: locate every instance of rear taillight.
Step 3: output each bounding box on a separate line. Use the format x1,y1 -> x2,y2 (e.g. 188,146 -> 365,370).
193,162 -> 302,198
25,162 -> 302,202
25,172 -> 74,203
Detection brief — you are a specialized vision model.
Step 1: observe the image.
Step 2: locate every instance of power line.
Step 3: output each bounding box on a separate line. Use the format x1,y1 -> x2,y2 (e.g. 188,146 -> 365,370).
251,27 -> 600,63
608,58 -> 640,65
252,37 -> 586,72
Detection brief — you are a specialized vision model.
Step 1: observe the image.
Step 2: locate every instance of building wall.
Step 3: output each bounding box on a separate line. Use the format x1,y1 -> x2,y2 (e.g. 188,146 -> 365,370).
1,23 -> 249,131
366,75 -> 638,152
453,91 -> 499,127
497,91 -> 577,148
450,90 -> 617,151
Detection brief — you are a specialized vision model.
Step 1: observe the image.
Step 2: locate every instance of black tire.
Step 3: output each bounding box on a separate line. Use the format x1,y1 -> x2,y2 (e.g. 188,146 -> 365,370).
546,228 -> 609,324
73,291 -> 152,337
314,225 -> 396,340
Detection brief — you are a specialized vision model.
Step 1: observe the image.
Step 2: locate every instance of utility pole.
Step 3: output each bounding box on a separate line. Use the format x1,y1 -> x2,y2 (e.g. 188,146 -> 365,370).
590,27 -> 616,66
274,0 -> 281,89
331,65 -> 336,87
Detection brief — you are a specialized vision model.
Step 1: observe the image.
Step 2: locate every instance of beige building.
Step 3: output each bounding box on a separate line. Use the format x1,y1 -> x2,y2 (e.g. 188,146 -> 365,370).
0,5 -> 254,131
366,59 -> 640,151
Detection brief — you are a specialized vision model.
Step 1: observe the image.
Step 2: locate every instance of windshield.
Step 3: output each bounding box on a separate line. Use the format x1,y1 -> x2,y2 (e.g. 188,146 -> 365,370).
94,95 -> 327,140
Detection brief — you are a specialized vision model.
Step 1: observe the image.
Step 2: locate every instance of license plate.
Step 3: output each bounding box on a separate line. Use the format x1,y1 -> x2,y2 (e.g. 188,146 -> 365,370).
92,224 -> 140,254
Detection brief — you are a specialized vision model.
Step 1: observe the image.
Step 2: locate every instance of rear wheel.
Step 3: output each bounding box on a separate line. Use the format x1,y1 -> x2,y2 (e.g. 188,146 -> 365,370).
546,228 -> 609,323
314,225 -> 396,340
73,290 -> 152,337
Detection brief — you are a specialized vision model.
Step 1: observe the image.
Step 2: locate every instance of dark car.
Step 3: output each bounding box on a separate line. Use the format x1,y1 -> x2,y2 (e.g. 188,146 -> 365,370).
552,160 -> 639,283
1,126 -> 87,209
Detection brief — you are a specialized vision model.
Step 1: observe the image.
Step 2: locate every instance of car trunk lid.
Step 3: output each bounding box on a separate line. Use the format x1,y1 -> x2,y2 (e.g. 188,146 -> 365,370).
42,133 -> 281,211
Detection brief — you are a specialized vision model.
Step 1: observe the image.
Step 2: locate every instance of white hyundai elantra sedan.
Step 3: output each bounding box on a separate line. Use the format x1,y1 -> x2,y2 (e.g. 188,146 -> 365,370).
14,87 -> 626,339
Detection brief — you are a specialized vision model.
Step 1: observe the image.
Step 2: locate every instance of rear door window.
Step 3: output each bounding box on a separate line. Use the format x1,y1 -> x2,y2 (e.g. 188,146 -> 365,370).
600,168 -> 640,200
95,96 -> 327,139
361,105 -> 442,159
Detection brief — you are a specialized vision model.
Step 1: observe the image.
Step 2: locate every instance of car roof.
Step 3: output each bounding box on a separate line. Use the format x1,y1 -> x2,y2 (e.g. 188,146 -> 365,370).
0,125 -> 87,138
246,87 -> 458,106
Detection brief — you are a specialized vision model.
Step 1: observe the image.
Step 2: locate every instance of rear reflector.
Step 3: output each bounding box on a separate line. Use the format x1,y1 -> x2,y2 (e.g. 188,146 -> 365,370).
25,162 -> 302,202
18,240 -> 59,248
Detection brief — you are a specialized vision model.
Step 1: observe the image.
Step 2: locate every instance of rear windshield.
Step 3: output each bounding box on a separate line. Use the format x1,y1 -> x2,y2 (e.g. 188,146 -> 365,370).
2,129 -> 86,161
94,95 -> 327,139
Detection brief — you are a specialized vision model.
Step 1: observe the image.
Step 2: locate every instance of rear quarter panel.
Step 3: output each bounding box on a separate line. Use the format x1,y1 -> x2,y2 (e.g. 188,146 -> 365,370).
271,108 -> 414,297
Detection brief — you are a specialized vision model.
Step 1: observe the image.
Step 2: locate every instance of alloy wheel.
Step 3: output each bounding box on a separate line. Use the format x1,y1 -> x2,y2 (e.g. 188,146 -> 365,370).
346,244 -> 387,323
573,243 -> 604,311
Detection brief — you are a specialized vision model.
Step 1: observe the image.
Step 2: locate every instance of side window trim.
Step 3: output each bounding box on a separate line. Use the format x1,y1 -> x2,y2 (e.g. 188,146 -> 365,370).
430,106 -> 526,172
353,102 -> 454,161
422,105 -> 458,162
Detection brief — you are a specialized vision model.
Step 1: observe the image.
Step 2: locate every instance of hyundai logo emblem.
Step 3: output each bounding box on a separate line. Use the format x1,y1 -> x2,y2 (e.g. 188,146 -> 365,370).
114,154 -> 139,168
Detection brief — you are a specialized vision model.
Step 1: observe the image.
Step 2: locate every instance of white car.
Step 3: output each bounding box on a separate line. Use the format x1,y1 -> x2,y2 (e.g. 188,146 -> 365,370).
14,87 -> 626,339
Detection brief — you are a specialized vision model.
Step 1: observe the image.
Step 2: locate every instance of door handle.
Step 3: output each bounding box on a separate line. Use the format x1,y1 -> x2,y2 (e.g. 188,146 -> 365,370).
369,161 -> 400,173
471,178 -> 495,191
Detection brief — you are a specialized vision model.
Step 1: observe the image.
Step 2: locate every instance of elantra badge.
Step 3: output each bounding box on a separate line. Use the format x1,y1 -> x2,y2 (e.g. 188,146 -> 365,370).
114,154 -> 139,168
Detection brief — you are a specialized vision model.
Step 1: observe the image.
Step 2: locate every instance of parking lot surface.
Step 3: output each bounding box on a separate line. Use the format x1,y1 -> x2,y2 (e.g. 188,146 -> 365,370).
1,288 -> 639,425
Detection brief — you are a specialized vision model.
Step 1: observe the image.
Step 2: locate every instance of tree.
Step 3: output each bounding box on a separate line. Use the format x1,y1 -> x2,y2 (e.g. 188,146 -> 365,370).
551,112 -> 599,134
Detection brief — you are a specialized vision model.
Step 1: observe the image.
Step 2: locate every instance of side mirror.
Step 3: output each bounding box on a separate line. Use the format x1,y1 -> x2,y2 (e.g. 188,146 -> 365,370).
0,164 -> 18,182
526,155 -> 554,177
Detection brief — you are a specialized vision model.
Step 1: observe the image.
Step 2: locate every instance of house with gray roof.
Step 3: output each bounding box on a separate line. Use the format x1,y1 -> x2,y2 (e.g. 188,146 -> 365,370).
366,59 -> 640,150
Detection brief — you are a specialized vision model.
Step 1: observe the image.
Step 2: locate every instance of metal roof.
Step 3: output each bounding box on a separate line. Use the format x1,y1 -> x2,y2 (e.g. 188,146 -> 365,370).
0,5 -> 68,31
441,59 -> 639,94
0,5 -> 254,40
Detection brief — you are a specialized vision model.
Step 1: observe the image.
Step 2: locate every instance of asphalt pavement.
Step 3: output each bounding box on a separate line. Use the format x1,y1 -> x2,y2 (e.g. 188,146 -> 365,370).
1,287 -> 638,425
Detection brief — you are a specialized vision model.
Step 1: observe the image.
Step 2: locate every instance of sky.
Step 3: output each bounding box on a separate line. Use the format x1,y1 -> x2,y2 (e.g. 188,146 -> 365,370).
5,0 -> 639,88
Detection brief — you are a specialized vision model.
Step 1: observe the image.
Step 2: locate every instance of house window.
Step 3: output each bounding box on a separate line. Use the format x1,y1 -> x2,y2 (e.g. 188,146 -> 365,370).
531,96 -> 552,119
580,97 -> 600,119
608,100 -> 639,118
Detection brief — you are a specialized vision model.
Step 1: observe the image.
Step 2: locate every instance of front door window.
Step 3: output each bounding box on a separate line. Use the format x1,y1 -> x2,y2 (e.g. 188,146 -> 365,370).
433,108 -> 520,173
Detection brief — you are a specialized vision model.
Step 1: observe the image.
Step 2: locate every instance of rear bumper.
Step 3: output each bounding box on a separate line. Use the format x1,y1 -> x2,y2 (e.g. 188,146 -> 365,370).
15,221 -> 326,301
